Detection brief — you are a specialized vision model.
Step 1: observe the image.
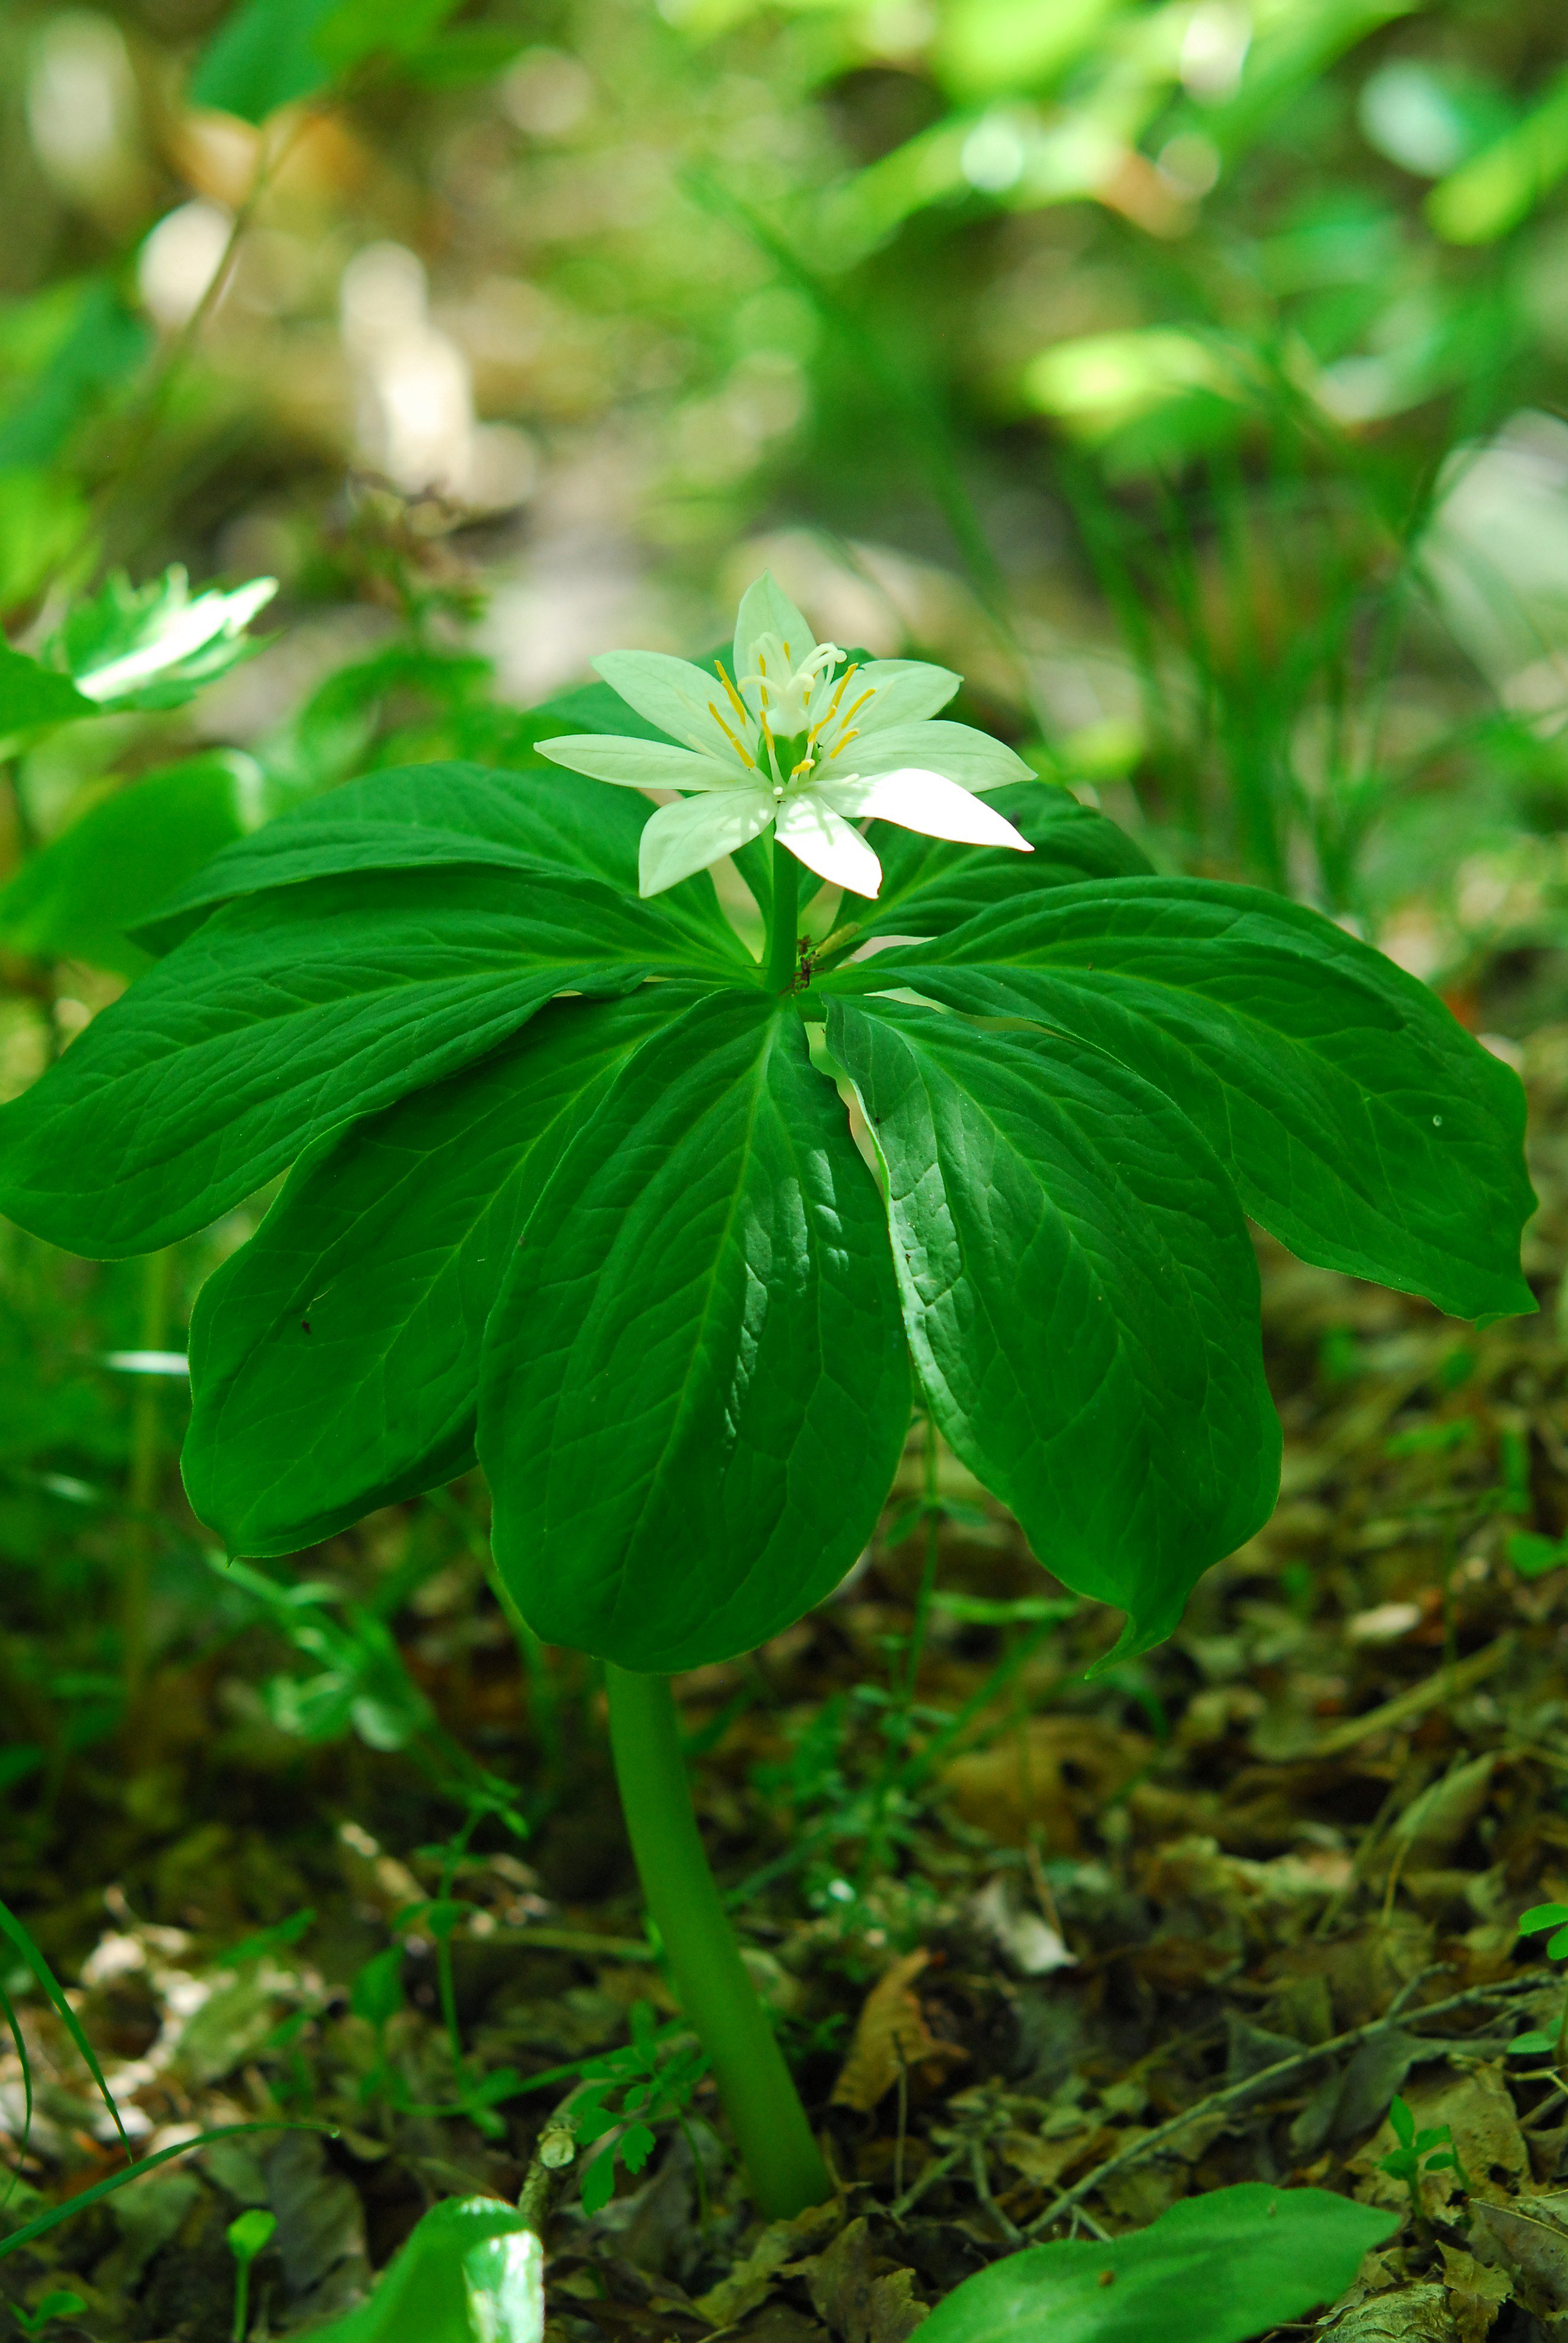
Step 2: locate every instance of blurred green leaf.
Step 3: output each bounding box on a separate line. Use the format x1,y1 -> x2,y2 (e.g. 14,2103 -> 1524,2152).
0,647 -> 94,739
916,2184 -> 1398,2343
1428,67 -> 1568,242
0,281 -> 148,474
351,1947 -> 406,2028
0,753 -> 259,975
227,2207 -> 276,2263
934,0 -> 1121,104
1506,1531 -> 1568,1578
191,0 -> 465,123
0,472 -> 92,615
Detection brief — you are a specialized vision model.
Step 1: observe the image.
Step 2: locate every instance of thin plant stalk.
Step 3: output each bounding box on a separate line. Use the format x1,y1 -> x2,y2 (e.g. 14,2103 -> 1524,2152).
604,1665 -> 831,2218
123,1247 -> 173,1703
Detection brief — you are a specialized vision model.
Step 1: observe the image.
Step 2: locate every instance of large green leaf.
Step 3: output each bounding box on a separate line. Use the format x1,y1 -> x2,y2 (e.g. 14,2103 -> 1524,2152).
824,878 -> 1534,1324
0,754 -> 255,976
918,2185 -> 1397,2343
184,990 -> 678,1556
480,992 -> 910,1671
295,2196 -> 541,2343
0,868 -> 721,1258
826,782 -> 1152,951
131,761 -> 746,965
828,997 -> 1278,1655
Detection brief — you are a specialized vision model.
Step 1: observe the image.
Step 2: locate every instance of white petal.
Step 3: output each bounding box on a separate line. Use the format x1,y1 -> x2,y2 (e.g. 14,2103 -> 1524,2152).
776,793 -> 884,895
814,767 -> 1034,851
595,650 -> 754,767
638,790 -> 776,896
839,660 -> 961,733
838,719 -> 1032,791
538,735 -> 744,791
733,572 -> 815,687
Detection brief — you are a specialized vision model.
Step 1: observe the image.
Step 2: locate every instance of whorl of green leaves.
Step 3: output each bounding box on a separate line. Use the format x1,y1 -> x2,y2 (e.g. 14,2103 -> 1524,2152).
0,690 -> 1534,1669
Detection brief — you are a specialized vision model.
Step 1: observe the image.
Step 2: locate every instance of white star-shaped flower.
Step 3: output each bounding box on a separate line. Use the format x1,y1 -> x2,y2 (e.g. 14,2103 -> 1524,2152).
537,572 -> 1034,897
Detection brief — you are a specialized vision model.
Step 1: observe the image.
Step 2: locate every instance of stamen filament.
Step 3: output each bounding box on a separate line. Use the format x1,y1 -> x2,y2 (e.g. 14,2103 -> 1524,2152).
708,703 -> 756,768
815,663 -> 860,736
835,687 -> 875,738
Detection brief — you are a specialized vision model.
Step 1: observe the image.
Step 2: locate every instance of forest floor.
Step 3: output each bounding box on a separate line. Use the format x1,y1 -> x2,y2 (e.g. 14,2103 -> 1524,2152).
5,1034 -> 1568,2343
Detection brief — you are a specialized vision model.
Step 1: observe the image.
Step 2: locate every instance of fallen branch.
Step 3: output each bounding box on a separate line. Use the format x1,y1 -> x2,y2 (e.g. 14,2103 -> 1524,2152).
1025,1970 -> 1545,2237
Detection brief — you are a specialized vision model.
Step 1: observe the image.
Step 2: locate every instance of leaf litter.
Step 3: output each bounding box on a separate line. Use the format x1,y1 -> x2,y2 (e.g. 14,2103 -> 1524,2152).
9,1035 -> 1568,2337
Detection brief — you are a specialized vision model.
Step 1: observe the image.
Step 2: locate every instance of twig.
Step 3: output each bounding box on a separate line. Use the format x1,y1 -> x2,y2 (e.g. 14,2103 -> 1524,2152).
1307,1635 -> 1515,1758
1025,1971 -> 1544,2236
889,2138 -> 967,2220
967,2134 -> 1023,2246
487,1927 -> 655,1961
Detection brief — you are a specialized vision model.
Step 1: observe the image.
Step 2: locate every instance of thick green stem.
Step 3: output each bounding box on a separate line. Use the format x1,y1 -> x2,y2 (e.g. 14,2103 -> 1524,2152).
605,1665 -> 831,2217
764,836 -> 800,994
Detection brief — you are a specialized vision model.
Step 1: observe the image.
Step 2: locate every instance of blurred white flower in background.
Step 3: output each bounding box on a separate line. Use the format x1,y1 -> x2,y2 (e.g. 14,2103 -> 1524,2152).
339,243 -> 536,514
1423,411 -> 1568,730
26,11 -> 145,216
137,202 -> 234,333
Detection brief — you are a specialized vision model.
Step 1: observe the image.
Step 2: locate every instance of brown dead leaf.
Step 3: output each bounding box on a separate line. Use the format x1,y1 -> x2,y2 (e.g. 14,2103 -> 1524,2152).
802,2219 -> 927,2343
694,2203 -> 841,2327
1437,2244 -> 1511,2343
1469,2194 -> 1568,2321
996,2125 -> 1116,2190
941,1719 -> 1148,1850
1319,2284 -> 1457,2341
1381,1755 -> 1496,1872
829,1951 -> 967,2113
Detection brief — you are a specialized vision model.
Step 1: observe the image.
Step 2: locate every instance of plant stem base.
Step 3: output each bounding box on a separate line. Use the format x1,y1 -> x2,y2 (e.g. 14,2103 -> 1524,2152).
604,1665 -> 831,2219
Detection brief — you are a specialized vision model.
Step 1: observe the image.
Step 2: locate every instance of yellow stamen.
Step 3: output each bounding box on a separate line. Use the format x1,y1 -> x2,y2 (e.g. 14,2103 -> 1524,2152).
835,687 -> 875,736
714,660 -> 750,726
809,663 -> 860,747
708,702 -> 756,768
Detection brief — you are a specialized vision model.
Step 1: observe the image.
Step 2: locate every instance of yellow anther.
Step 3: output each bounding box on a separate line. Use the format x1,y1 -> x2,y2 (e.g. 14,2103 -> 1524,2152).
814,663 -> 860,739
836,687 -> 875,735
707,702 -> 756,767
714,659 -> 750,726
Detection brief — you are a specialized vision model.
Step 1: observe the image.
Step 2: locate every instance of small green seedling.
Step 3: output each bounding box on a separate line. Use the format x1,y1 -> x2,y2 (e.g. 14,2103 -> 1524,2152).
573,2001 -> 711,2217
13,2294 -> 86,2338
1509,1903 -> 1568,2059
227,2208 -> 277,2342
0,573 -> 1536,2218
1378,2096 -> 1471,2221
351,1944 -> 407,2109
1506,1533 -> 1568,1579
